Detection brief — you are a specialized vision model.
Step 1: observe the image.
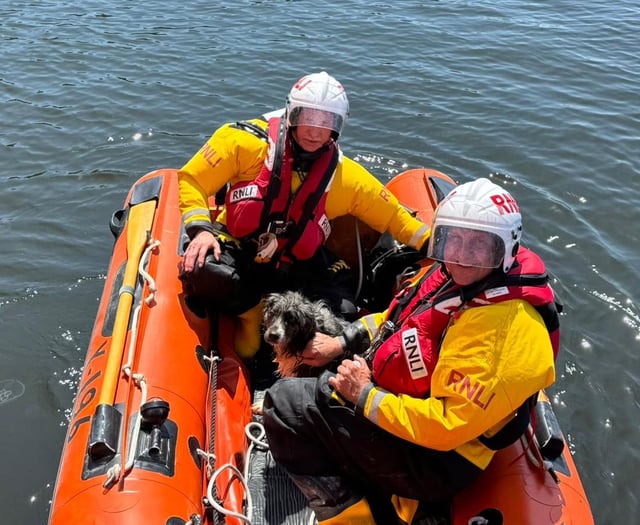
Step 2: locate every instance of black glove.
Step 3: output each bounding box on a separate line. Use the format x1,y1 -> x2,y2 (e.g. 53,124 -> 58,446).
338,321 -> 371,358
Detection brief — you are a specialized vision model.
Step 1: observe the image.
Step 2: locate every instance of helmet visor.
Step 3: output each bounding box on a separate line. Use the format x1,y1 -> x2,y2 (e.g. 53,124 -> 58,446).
288,107 -> 344,134
427,225 -> 504,268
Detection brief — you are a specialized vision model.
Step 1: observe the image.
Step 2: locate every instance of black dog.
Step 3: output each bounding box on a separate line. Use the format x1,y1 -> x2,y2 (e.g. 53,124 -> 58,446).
262,291 -> 347,377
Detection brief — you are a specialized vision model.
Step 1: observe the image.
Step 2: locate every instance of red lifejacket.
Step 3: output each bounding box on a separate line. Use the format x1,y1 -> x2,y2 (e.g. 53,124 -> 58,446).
225,117 -> 339,262
371,247 -> 561,397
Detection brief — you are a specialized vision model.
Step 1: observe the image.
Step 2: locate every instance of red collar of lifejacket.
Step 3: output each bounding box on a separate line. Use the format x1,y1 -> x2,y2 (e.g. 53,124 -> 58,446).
394,248 -> 554,325
436,249 -> 560,359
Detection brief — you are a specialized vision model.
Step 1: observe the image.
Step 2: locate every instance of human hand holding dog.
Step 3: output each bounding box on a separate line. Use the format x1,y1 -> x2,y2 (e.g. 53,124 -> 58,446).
302,333 -> 344,366
328,355 -> 371,405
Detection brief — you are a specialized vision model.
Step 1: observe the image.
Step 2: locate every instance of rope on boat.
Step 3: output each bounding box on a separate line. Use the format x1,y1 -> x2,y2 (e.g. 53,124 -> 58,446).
207,463 -> 253,524
244,421 -> 268,524
202,348 -> 238,525
193,416 -> 256,525
196,403 -> 319,524
139,239 -> 160,304
196,418 -> 281,524
520,424 -> 561,483
241,419 -> 318,525
102,238 -> 158,489
102,373 -> 148,489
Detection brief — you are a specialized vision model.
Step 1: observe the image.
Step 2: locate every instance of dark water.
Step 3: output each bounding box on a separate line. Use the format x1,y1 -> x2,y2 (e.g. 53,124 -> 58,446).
1,1 -> 638,523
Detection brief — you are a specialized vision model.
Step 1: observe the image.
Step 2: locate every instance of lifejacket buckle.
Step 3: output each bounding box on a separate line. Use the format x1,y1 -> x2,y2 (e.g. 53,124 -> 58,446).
255,232 -> 278,263
267,220 -> 290,237
363,320 -> 396,366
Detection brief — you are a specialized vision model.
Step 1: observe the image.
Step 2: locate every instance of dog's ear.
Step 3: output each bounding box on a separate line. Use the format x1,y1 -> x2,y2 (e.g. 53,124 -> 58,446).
313,298 -> 330,310
263,293 -> 284,315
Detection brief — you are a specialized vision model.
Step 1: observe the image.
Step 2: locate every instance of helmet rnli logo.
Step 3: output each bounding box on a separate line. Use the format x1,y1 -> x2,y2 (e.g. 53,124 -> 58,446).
294,77 -> 313,91
490,193 -> 520,214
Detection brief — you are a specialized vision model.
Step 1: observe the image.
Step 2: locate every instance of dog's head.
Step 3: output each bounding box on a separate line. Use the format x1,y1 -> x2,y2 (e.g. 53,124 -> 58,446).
262,291 -> 319,356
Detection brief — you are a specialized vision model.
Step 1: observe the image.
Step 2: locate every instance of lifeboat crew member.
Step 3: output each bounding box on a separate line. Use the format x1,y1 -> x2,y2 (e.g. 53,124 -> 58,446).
178,71 -> 430,359
262,178 -> 559,524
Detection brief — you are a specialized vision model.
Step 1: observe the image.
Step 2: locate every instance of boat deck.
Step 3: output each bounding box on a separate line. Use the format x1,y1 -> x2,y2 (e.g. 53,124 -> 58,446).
246,349 -> 450,525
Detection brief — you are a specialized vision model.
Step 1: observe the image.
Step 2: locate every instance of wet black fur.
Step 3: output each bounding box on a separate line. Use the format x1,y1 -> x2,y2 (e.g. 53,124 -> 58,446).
262,291 -> 346,377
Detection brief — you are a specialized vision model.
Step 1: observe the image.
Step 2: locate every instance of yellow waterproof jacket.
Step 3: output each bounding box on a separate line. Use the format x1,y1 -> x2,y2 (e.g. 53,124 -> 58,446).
178,119 -> 429,249
357,299 -> 556,470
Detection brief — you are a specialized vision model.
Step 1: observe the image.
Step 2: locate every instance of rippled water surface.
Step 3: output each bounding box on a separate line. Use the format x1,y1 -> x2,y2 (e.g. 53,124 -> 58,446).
1,2 -> 638,523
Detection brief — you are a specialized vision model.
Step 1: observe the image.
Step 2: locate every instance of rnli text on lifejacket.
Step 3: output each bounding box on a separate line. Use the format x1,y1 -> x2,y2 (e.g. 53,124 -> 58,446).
401,328 -> 428,379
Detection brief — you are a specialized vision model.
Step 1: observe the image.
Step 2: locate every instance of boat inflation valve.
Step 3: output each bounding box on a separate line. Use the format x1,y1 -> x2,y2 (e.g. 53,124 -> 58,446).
140,398 -> 170,457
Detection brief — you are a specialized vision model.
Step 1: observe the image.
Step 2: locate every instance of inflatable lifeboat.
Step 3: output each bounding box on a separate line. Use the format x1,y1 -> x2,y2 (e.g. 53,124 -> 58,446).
48,168 -> 594,525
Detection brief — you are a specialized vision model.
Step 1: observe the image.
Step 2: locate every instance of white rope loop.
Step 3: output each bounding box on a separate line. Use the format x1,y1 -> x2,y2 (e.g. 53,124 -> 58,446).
139,239 -> 160,304
102,237 -> 159,488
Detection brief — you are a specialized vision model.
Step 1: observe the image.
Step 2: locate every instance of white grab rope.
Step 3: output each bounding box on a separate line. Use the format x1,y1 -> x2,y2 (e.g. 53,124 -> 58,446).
207,463 -> 253,524
197,444 -> 253,524
194,395 -> 264,524
240,419 -> 317,525
139,239 -> 160,304
103,238 -> 158,488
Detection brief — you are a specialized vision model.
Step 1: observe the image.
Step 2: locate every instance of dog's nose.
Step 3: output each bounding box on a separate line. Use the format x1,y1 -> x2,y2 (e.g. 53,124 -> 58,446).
265,331 -> 280,344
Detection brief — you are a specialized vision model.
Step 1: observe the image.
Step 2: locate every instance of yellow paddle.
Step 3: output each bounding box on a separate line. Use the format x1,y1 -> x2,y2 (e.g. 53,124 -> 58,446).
98,198 -> 157,406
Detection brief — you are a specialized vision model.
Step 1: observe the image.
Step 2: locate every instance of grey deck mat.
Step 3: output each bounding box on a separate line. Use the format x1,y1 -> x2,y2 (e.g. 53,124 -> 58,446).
245,387 -> 449,525
247,389 -> 316,525
247,441 -> 316,525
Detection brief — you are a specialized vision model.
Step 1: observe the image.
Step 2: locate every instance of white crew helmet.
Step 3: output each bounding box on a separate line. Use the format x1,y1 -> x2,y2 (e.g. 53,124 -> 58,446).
427,178 -> 523,273
286,71 -> 349,138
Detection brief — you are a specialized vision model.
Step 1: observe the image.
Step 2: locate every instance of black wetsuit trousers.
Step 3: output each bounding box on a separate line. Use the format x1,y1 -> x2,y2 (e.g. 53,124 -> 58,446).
262,373 -> 483,516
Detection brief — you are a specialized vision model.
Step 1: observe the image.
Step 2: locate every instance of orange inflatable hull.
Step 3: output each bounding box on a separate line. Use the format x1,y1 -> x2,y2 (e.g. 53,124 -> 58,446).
48,169 -> 251,525
451,394 -> 593,524
49,168 -> 593,525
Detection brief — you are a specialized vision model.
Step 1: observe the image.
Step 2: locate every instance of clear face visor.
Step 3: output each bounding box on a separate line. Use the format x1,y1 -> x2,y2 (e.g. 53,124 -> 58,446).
288,107 -> 344,134
427,225 -> 505,269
